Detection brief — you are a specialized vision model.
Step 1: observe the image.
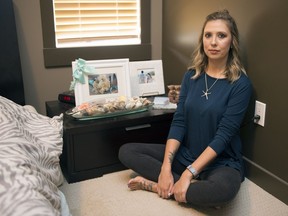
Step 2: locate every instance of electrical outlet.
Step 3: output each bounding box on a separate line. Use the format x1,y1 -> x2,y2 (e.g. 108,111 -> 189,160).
254,100 -> 266,127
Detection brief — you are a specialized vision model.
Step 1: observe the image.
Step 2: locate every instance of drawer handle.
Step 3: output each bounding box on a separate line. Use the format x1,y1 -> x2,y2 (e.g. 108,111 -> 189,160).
125,124 -> 151,131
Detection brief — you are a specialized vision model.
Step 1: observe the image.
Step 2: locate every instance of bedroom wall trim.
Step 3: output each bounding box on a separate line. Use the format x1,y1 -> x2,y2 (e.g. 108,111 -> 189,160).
244,157 -> 288,204
40,0 -> 152,68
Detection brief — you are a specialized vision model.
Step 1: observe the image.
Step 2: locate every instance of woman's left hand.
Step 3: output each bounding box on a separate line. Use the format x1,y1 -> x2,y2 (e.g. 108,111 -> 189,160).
172,170 -> 193,203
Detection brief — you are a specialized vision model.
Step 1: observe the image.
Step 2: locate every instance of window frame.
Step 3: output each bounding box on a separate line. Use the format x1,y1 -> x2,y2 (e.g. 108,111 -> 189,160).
40,0 -> 151,68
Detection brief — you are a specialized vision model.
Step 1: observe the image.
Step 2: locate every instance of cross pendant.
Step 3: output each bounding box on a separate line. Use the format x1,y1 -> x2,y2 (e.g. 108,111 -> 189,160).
201,90 -> 211,100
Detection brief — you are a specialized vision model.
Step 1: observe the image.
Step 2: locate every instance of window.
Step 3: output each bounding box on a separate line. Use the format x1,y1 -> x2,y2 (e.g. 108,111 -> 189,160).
40,0 -> 151,67
53,0 -> 141,48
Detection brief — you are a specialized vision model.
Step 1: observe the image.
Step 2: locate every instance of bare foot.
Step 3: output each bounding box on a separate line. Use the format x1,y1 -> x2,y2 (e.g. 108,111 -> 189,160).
128,176 -> 157,193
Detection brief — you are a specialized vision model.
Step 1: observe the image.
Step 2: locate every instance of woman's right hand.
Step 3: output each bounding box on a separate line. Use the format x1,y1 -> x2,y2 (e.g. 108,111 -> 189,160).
157,138 -> 180,199
157,167 -> 174,199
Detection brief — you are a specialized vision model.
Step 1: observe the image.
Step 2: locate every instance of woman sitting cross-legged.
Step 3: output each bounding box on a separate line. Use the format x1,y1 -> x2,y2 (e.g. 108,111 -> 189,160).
119,9 -> 252,208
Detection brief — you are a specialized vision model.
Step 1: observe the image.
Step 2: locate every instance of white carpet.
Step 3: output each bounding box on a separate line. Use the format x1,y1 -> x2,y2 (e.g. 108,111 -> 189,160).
59,169 -> 288,216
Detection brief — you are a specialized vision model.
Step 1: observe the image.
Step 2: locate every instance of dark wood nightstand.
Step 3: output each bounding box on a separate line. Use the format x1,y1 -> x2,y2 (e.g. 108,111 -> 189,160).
46,101 -> 175,183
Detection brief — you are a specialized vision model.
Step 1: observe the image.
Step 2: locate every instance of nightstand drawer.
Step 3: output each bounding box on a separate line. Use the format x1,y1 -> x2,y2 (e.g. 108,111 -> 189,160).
72,118 -> 171,172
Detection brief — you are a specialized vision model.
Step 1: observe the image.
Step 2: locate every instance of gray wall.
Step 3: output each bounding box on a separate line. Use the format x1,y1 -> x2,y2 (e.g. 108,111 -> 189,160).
12,0 -> 162,115
162,0 -> 288,204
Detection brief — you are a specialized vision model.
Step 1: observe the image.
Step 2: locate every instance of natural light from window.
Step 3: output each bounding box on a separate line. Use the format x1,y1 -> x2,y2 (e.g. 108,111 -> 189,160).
53,0 -> 141,48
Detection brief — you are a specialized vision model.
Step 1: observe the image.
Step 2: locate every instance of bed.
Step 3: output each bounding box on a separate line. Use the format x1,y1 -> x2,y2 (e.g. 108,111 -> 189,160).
0,0 -> 71,214
0,96 -> 71,216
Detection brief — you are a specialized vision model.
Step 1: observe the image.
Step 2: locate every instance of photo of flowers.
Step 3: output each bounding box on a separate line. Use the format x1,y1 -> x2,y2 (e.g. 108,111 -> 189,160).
88,73 -> 118,95
72,58 -> 130,106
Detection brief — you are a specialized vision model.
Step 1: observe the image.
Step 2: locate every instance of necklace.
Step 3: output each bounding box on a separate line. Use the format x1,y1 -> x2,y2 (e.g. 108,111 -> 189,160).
201,73 -> 219,100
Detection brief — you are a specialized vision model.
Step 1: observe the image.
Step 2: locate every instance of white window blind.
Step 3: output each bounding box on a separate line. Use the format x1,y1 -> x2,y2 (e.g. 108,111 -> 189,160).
53,0 -> 141,48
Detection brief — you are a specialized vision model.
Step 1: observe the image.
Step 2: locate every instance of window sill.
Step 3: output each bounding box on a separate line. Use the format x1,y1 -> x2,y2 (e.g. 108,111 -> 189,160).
43,44 -> 151,68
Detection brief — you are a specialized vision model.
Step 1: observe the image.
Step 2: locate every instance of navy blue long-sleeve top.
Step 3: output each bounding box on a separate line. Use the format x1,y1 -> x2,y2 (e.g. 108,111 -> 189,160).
167,70 -> 252,180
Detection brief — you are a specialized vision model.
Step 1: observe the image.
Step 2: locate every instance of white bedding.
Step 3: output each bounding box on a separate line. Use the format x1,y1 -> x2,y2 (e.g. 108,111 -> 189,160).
0,96 -> 69,216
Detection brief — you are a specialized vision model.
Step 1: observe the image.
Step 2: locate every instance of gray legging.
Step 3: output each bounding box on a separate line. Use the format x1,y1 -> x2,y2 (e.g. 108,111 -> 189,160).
118,142 -> 242,207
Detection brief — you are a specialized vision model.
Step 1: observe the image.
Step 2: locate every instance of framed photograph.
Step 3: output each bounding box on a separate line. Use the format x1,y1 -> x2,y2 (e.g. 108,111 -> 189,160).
129,60 -> 165,97
72,58 -> 131,106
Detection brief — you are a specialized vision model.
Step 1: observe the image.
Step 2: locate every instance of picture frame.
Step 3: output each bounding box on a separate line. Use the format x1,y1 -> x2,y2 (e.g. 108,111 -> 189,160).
129,60 -> 165,97
72,58 -> 131,106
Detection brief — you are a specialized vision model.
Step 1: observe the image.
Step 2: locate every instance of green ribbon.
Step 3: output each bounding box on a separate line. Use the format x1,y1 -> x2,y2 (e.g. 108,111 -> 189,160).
70,58 -> 95,90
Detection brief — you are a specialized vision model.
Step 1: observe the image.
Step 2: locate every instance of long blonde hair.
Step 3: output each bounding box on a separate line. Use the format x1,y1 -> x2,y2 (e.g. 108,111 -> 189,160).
188,9 -> 246,82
